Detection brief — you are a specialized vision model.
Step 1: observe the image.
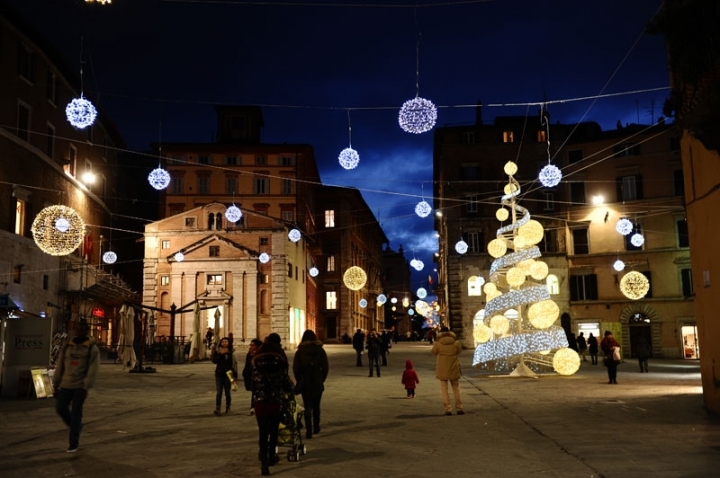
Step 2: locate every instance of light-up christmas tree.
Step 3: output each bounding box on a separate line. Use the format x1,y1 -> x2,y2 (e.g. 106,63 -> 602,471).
472,161 -> 580,376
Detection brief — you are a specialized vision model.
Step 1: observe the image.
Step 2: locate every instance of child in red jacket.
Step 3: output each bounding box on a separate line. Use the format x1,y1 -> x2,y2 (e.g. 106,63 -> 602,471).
401,359 -> 420,398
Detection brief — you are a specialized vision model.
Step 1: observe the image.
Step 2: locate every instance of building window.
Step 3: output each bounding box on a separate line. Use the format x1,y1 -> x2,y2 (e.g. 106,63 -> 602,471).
288,263 -> 293,278
255,155 -> 266,165
171,177 -> 183,194
464,231 -> 482,253
617,175 -> 643,202
674,170 -> 685,197
327,255 -> 335,272
466,196 -> 478,213
260,290 -> 269,314
468,276 -> 482,296
282,178 -> 293,195
169,204 -> 184,216
681,268 -> 693,297
280,156 -> 296,166
209,246 -> 220,257
461,131 -> 475,144
17,102 -> 30,141
46,70 -> 57,104
185,217 -> 196,228
539,229 -> 557,253
162,240 -> 170,249
624,223 -> 643,251
161,275 -> 170,286
198,176 -> 209,194
260,237 -> 269,246
460,163 -> 481,180
570,182 -> 586,204
537,130 -> 546,142
207,274 -> 222,285
17,43 -> 35,82
502,131 -> 514,143
260,274 -> 269,284
613,143 -> 641,157
572,228 -> 589,254
226,156 -> 237,165
43,275 -> 49,290
198,155 -> 210,165
326,291 -> 337,310
568,149 -> 583,164
225,177 -> 237,194
253,176 -> 270,194
325,210 -> 335,228
677,219 -> 689,248
15,199 -> 25,235
543,192 -> 555,211
570,274 -> 598,301
546,274 -> 560,295
13,266 -> 22,284
281,210 -> 294,222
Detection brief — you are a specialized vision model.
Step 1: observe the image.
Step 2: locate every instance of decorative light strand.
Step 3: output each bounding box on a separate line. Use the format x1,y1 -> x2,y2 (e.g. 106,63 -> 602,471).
31,205 -> 85,256
339,109 -> 360,169
472,326 -> 569,365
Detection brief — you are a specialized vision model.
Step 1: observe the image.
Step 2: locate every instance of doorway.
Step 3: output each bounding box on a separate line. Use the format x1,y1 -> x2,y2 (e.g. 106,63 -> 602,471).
681,325 -> 699,359
628,312 -> 652,358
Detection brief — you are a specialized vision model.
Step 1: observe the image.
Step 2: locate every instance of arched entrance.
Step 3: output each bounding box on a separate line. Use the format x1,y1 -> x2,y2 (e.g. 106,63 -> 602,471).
628,312 -> 653,359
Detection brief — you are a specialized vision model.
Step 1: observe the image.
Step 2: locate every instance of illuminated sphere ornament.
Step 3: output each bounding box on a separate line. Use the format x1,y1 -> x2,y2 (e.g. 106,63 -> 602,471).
391,297 -> 398,304
65,96 -> 97,129
31,205 -> 85,256
411,259 -> 424,271
487,238 -> 507,258
553,348 -> 581,376
489,315 -> 510,335
343,266 -> 367,291
529,261 -> 549,280
338,147 -> 360,170
496,208 -> 509,222
506,267 -> 526,287
455,239 -> 468,254
613,260 -> 625,272
225,205 -> 242,223
483,282 -> 497,296
309,267 -> 319,277
148,167 -> 171,190
288,228 -> 302,243
473,323 -> 492,344
259,252 -> 270,264
55,217 -> 70,232
359,299 -> 368,308
620,271 -> 650,300
631,233 -> 645,247
527,300 -> 560,329
174,252 -> 185,262
416,287 -> 427,299
518,220 -> 544,245
408,309 -> 415,316
102,251 -> 117,264
503,161 -> 518,176
503,182 -> 519,195
378,294 -> 387,305
615,218 -> 633,236
415,200 -> 432,218
539,164 -> 562,188
398,97 -> 437,134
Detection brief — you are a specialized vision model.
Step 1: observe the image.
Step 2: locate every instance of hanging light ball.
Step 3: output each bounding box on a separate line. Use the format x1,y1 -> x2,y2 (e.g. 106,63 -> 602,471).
417,287 -> 427,299
309,267 -> 319,277
359,299 -> 368,308
475,276 -> 486,288
392,306 -> 397,311
620,271 -> 649,300
613,260 -> 625,272
174,252 -> 185,262
402,298 -> 410,308
259,252 -> 270,264
631,233 -> 645,247
489,315 -> 510,335
539,164 -> 562,187
102,251 -> 117,264
408,309 -> 415,316
553,347 -> 581,376
288,228 -> 302,242
503,161 -> 518,176
31,205 -> 85,256
496,208 -> 509,222
527,300 -> 560,329
415,300 -> 429,315
518,220 -> 545,245
378,294 -> 387,305
338,147 -> 360,170
391,297 -> 398,304
415,200 -> 432,218
506,267 -> 526,287
529,261 -> 549,280
148,167 -> 171,190
487,238 -> 507,258
411,259 -> 424,271
225,205 -> 242,223
398,97 -> 437,134
65,96 -> 97,129
615,218 -> 633,236
455,239 -> 468,254
473,323 -> 493,344
343,266 -> 367,290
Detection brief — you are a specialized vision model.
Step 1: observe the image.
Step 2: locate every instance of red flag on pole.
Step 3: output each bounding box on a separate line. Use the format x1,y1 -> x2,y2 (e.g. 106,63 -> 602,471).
428,274 -> 434,286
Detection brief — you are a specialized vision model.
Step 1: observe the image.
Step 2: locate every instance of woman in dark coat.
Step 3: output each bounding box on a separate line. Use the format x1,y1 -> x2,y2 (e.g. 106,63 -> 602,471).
600,330 -> 621,384
211,337 -> 237,415
587,333 -> 599,365
252,333 -> 293,476
292,330 -> 329,439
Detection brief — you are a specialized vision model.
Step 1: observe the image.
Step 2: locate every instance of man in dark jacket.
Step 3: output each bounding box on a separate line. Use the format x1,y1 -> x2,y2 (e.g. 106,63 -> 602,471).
53,319 -> 100,453
352,328 -> 365,366
292,330 -> 329,439
366,329 -> 382,377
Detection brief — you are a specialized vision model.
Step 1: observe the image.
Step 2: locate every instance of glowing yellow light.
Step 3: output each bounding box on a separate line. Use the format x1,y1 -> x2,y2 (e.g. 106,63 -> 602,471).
473,323 -> 492,343
529,261 -> 549,280
620,271 -> 649,300
488,239 -> 507,258
538,350 -> 551,355
518,220 -> 544,245
504,161 -> 518,176
527,300 -> 559,329
31,205 -> 85,256
403,298 -> 410,307
504,182 -> 519,195
483,282 -> 497,295
496,208 -> 509,222
506,267 -> 526,287
489,315 -> 510,335
343,266 -> 367,290
517,259 -> 535,273
553,347 -> 581,376
513,235 -> 526,249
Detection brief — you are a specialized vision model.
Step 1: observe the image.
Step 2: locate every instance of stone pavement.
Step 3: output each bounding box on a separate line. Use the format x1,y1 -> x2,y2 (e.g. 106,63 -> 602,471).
0,343 -> 718,478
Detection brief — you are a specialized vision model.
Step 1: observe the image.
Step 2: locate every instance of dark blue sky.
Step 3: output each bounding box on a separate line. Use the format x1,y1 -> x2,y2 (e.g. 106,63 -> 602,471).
7,0 -> 670,289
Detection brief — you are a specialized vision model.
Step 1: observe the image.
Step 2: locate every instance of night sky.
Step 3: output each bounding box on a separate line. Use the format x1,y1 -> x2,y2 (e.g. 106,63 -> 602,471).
6,0 -> 670,289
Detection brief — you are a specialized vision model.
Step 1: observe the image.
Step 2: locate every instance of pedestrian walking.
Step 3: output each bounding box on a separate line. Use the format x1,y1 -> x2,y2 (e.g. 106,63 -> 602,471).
211,337 -> 238,415
52,319 -> 100,453
252,333 -> 293,476
601,330 -> 621,384
634,335 -> 652,373
380,330 -> 391,366
567,332 -> 579,352
401,359 -> 420,398
352,328 -> 365,366
206,327 -> 214,348
588,333 -> 599,365
366,329 -> 382,377
292,330 -> 329,439
431,326 -> 464,415
577,332 -> 588,362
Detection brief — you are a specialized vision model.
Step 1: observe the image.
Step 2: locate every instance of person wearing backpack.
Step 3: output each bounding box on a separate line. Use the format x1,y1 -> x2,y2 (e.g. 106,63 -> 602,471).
53,319 -> 100,453
292,330 -> 329,439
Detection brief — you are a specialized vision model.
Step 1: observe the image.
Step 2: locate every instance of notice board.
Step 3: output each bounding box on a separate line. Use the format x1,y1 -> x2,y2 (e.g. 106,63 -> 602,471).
30,368 -> 53,399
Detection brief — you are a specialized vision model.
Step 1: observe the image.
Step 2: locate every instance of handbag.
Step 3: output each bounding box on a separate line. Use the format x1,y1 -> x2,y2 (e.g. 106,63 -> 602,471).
612,346 -> 622,362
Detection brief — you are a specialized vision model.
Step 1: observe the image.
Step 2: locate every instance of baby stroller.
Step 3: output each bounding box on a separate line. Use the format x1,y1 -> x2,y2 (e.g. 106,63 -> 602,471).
277,391 -> 307,461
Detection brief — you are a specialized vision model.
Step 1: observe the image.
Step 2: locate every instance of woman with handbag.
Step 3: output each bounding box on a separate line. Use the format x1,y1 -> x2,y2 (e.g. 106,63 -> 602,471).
600,330 -> 621,384
292,330 -> 329,439
211,337 -> 238,415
